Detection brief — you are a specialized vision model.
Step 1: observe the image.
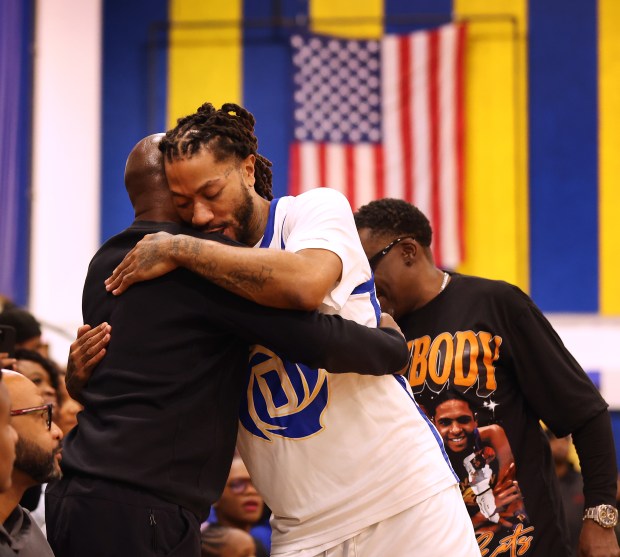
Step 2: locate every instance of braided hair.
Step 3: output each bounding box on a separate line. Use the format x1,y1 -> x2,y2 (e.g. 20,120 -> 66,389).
159,102 -> 274,200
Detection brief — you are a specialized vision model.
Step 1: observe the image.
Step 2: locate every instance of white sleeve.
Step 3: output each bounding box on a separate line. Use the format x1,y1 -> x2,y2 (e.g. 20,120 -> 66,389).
282,188 -> 371,311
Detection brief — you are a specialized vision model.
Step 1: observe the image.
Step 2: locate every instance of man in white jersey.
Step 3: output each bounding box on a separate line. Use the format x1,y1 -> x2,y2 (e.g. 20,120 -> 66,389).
104,102 -> 479,557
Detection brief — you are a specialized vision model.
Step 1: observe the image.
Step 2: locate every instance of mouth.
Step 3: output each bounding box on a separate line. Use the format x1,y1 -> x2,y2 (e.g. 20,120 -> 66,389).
242,500 -> 260,513
447,435 -> 467,450
203,221 -> 229,233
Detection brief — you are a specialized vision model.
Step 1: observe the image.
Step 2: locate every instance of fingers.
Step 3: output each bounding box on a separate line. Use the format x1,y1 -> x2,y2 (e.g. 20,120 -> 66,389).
0,353 -> 16,370
76,324 -> 92,336
78,323 -> 111,368
66,322 -> 111,398
105,255 -> 134,295
379,312 -> 400,331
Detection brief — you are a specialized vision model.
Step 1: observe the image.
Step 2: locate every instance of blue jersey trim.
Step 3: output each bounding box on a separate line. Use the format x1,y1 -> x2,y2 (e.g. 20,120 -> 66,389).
351,275 -> 381,326
259,197 -> 281,248
393,375 -> 460,483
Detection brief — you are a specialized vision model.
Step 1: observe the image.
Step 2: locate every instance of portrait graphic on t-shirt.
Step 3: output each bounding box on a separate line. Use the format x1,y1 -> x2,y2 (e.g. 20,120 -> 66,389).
407,330 -> 534,555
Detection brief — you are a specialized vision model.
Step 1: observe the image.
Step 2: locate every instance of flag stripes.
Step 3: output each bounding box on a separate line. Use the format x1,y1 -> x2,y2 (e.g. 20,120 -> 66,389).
289,23 -> 466,269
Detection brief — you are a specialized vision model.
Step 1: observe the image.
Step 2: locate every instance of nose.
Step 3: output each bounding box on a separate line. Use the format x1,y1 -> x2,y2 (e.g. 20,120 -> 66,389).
449,420 -> 462,434
192,201 -> 214,228
51,421 -> 64,441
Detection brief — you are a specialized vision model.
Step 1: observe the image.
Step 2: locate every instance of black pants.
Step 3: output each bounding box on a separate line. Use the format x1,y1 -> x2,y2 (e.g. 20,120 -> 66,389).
45,475 -> 201,557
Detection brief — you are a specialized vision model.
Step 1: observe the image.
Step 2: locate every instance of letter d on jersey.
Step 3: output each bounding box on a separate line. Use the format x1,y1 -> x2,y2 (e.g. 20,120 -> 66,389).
239,346 -> 329,441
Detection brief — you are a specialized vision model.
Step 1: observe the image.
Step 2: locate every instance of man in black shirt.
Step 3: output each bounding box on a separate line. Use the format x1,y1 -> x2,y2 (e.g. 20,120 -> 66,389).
354,198 -> 619,557
45,136 -> 409,557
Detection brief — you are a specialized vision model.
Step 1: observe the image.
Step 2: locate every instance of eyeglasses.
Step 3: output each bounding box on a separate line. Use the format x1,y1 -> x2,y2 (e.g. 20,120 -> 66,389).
10,403 -> 53,431
368,236 -> 415,271
227,478 -> 254,495
436,415 -> 474,428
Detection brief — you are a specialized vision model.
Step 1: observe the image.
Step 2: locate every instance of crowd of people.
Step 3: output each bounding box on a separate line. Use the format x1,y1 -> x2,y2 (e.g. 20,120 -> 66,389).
0,101 -> 618,557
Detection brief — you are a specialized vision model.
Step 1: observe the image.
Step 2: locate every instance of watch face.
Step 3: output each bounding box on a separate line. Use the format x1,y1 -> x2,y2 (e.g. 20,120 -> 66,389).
599,505 -> 619,527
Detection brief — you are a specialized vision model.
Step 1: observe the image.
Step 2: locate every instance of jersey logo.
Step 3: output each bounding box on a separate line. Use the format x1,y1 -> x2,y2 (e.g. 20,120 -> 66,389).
239,345 -> 329,441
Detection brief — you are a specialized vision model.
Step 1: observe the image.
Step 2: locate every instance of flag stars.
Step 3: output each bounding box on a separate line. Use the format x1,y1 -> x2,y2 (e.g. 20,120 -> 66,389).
292,33 -> 382,144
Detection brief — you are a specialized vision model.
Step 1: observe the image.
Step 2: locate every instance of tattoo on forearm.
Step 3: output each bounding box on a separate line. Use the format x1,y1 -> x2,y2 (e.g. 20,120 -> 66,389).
226,266 -> 274,293
193,257 -> 274,294
184,239 -> 275,294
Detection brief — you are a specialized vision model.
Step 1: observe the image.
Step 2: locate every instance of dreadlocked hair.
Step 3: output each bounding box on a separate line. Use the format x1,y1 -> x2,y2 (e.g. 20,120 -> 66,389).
354,198 -> 433,247
159,102 -> 274,200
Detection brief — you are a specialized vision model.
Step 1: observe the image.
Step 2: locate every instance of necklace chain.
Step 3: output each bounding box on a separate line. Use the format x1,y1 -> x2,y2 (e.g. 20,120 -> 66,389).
440,271 -> 450,293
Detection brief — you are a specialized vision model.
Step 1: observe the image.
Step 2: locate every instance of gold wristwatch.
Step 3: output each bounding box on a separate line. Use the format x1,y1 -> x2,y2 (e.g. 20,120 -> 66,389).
582,504 -> 619,528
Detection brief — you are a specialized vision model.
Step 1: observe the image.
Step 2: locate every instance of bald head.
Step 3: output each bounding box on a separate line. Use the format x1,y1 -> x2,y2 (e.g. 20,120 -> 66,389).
2,370 -> 41,410
124,134 -> 180,223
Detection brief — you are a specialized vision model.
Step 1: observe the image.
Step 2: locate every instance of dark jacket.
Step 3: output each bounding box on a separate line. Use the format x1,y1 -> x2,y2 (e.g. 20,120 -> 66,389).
0,506 -> 54,557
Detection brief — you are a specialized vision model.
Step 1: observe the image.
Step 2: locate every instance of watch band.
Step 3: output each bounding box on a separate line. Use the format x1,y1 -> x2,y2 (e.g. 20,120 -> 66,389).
583,504 -> 619,528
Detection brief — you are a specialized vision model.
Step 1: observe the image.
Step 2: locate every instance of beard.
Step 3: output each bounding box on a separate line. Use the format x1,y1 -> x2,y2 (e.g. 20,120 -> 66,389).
15,437 -> 61,484
232,185 -> 256,246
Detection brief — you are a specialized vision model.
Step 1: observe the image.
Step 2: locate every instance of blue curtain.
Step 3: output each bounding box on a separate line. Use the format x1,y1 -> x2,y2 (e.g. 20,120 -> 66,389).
0,0 -> 33,305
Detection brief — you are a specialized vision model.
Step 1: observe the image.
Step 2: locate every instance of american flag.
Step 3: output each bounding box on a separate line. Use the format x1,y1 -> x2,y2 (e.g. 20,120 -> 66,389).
288,23 -> 467,269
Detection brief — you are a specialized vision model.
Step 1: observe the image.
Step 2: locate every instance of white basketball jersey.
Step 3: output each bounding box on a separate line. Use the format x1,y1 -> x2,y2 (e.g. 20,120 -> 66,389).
236,188 -> 457,554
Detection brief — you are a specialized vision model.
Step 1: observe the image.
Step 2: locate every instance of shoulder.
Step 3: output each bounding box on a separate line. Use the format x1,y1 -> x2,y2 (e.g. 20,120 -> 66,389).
452,273 -> 532,307
292,187 -> 352,209
478,423 -> 509,442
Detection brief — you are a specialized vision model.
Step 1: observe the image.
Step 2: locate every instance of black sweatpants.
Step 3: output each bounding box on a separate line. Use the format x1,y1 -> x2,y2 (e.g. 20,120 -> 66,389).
45,475 -> 201,557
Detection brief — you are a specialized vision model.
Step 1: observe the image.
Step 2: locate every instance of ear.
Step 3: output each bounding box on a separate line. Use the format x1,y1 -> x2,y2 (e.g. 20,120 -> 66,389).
241,154 -> 256,187
400,238 -> 417,266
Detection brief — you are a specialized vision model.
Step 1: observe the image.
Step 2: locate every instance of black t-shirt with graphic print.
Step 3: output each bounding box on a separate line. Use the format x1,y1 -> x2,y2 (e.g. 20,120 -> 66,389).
398,273 -> 609,557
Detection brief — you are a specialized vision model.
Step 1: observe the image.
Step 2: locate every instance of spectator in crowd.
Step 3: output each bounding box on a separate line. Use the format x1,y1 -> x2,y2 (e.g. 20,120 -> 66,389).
13,350 -> 59,411
0,310 -> 47,358
46,134 -> 410,556
0,372 -> 18,493
55,396 -> 81,436
0,370 -> 62,556
12,349 -> 62,532
211,454 -> 268,557
13,348 -> 81,437
201,524 -> 256,557
354,197 -> 620,557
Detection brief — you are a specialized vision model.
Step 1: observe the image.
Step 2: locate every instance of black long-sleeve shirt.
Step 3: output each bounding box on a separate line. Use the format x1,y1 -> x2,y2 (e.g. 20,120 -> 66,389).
61,221 -> 408,519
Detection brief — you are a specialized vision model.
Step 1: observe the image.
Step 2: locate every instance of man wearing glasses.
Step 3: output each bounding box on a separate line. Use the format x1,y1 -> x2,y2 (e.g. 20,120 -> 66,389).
0,370 -> 62,556
0,372 -> 18,493
354,197 -> 620,557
